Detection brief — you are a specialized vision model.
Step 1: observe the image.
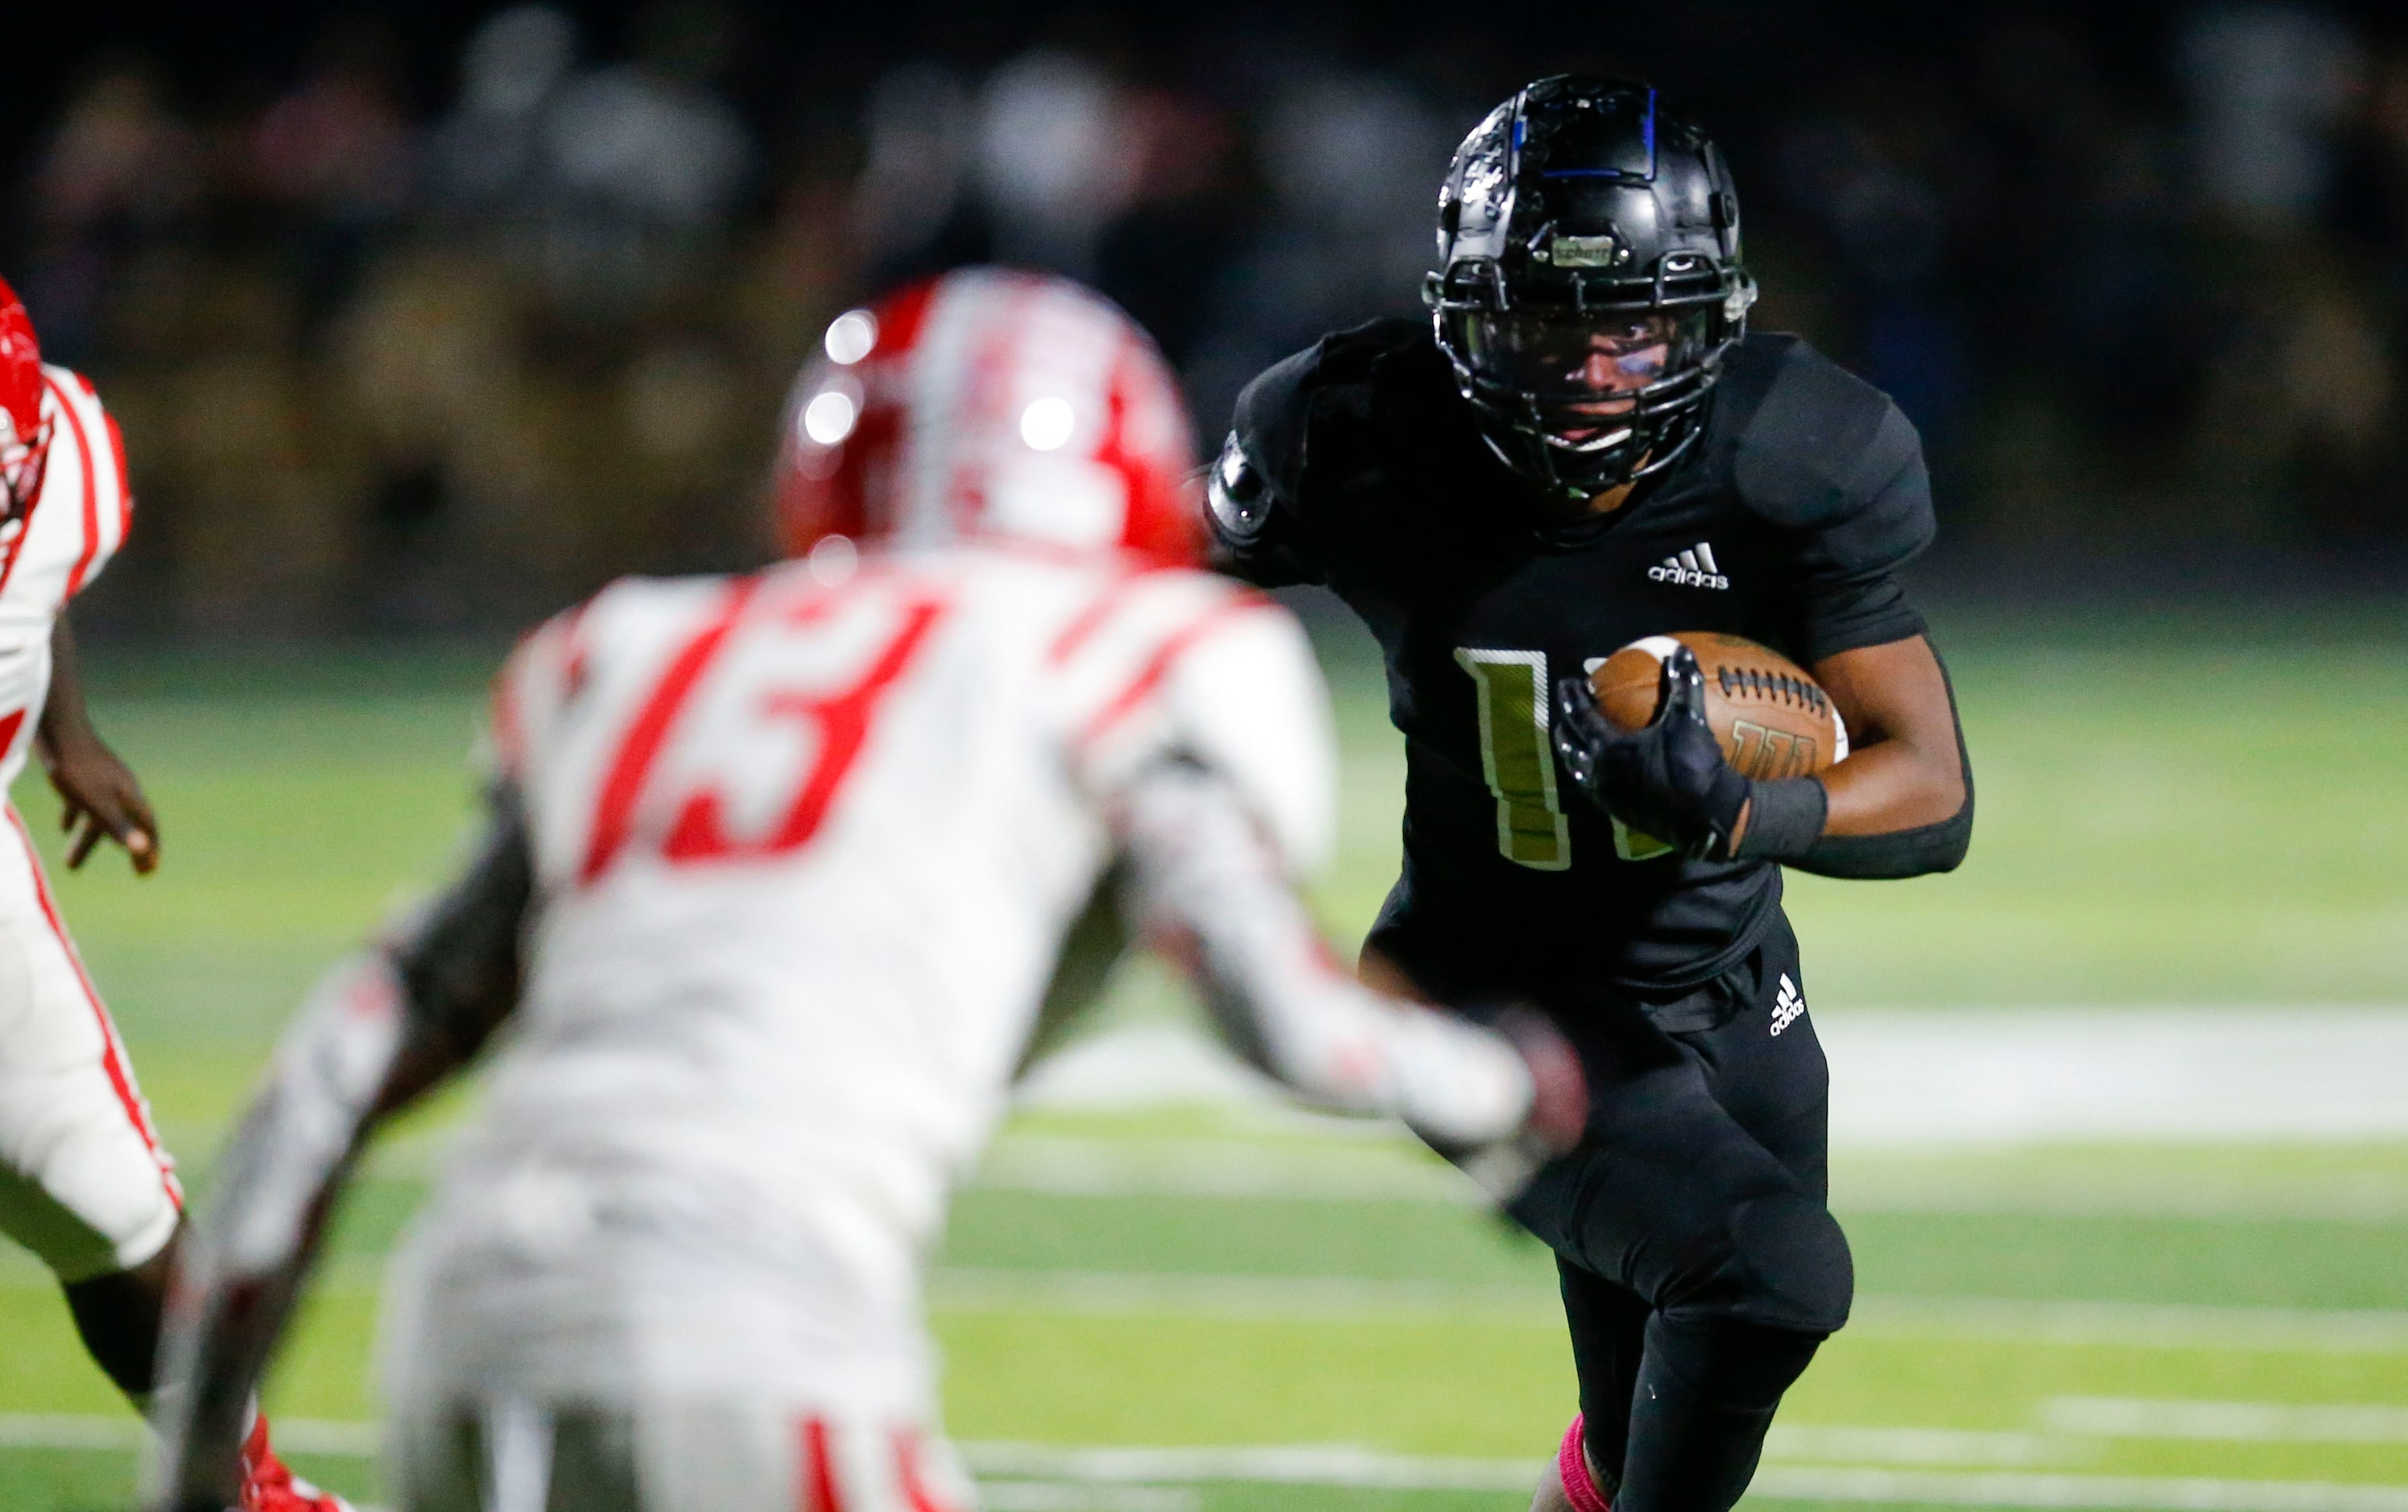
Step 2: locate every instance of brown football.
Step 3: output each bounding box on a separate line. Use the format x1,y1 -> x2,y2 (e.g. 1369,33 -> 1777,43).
1589,632 -> 1846,780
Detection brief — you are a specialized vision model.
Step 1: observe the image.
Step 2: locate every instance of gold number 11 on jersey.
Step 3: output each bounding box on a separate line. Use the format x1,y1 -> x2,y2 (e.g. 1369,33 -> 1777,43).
1453,648 -> 1572,871
1456,647 -> 1676,870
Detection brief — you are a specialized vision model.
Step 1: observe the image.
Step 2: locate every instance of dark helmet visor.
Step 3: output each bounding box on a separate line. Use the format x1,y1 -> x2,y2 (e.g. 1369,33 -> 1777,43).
1444,307 -> 1716,407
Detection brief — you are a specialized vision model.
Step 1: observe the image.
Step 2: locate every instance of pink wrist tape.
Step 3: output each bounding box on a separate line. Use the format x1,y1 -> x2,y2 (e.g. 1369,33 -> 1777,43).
1558,1413 -> 1612,1512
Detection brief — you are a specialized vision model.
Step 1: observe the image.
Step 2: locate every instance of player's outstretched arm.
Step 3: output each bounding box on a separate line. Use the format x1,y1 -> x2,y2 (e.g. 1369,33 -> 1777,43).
149,795 -> 533,1512
1114,759 -> 1585,1198
36,614 -> 159,873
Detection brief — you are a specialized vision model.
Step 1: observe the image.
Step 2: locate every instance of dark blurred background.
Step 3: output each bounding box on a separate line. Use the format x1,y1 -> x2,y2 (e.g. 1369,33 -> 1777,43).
8,0 -> 2406,633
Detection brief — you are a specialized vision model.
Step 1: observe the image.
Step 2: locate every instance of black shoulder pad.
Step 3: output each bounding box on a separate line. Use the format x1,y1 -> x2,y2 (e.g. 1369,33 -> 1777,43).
1232,343 -> 1322,509
1733,341 -> 1921,524
1231,317 -> 1428,507
1732,339 -> 1934,574
1205,430 -> 1276,545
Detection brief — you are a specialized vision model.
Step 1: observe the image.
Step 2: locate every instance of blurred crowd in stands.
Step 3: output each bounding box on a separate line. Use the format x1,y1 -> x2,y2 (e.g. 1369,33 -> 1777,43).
6,1 -> 2406,631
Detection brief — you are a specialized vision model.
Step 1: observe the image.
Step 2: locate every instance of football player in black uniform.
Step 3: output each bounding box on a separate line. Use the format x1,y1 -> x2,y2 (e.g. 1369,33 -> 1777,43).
1204,77 -> 1973,1512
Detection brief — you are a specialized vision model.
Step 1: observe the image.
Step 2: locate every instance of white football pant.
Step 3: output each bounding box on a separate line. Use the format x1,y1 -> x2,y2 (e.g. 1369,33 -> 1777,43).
390,1395 -> 975,1512
0,806 -> 180,1280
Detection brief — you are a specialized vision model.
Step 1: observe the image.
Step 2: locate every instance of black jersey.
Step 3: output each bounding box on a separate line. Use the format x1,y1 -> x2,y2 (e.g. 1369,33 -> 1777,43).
1211,318 -> 1935,996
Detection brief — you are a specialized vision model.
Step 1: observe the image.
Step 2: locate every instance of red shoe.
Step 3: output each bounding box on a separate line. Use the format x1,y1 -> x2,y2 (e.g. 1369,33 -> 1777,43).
239,1416 -> 357,1512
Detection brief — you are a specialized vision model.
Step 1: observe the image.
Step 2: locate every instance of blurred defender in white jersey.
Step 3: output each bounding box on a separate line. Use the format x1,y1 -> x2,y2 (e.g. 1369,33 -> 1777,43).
152,270 -> 1585,1512
0,277 -> 346,1512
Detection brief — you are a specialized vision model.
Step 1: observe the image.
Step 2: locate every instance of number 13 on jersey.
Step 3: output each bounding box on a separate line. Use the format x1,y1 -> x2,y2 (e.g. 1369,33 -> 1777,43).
581,584 -> 945,882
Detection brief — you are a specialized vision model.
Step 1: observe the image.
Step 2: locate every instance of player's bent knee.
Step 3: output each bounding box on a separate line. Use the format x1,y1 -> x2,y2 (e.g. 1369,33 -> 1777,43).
1658,1188 -> 1852,1335
1723,1191 -> 1853,1335
0,1110 -> 181,1283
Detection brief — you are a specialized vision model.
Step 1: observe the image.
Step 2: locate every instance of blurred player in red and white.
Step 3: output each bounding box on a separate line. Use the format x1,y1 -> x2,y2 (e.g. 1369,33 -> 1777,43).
151,269 -> 1584,1512
0,276 -> 345,1510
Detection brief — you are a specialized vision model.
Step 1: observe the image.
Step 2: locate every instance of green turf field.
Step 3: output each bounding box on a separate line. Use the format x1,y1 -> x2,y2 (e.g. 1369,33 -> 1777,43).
2,606 -> 2404,1510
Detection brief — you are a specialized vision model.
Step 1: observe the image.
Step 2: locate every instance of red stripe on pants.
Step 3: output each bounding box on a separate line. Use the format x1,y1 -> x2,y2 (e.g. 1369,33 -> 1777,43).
799,1416 -> 845,1512
6,805 -> 180,1207
893,1427 -> 956,1512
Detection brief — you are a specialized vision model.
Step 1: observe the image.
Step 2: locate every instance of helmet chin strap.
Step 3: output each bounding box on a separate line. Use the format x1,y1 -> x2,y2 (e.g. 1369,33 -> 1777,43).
1473,394 -> 1707,507
1479,430 -> 1635,510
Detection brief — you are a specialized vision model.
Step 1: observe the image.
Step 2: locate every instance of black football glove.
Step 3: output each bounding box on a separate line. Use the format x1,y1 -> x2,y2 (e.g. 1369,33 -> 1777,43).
1552,646 -> 1749,861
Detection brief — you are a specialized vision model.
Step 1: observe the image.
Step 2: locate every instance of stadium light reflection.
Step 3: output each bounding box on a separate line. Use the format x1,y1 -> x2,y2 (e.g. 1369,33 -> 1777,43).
824,309 -> 878,365
803,388 -> 859,445
1020,396 -> 1075,452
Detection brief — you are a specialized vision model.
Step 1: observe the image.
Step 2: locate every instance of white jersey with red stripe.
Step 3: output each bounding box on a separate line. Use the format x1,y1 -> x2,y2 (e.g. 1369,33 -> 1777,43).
0,365 -> 130,786
388,544 -> 1332,1411
0,365 -> 175,1285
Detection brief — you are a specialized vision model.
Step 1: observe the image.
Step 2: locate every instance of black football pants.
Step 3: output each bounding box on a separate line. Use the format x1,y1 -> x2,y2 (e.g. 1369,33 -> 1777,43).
1373,907 -> 1848,1512
1513,911 -> 1847,1511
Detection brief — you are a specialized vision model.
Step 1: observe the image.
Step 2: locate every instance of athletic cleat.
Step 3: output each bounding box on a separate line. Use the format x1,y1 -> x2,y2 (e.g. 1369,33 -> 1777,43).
241,1416 -> 357,1512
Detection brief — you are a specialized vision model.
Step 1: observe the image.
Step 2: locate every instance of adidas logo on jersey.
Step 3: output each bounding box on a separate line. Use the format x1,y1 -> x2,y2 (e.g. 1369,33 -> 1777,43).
1647,543 -> 1729,590
1770,973 -> 1806,1036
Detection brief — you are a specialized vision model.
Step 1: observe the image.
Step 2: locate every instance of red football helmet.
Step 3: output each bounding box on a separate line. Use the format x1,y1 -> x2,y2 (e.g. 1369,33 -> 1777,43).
772,268 -> 1202,567
0,276 -> 50,518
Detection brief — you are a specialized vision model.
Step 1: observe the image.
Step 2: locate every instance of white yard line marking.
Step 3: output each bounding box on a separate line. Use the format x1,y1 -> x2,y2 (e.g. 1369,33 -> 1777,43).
973,1134 -> 1480,1204
0,1415 -> 377,1456
1016,1012 -> 2408,1145
2042,1398 -> 2408,1444
934,1270 -> 2408,1353
8,1419 -> 2403,1507
1828,1176 -> 2408,1225
1848,1297 -> 2408,1354
927,1267 -> 1557,1320
979,1482 -> 1198,1512
1766,1427 -> 2080,1467
1016,1025 -> 1282,1111
18,1255 -> 2406,1353
960,1442 -> 1536,1492
973,1136 -> 2408,1221
1745,1466 -> 2408,1510
1,1249 -> 398,1293
967,1446 -> 2408,1509
0,1415 -> 148,1451
1819,1009 -> 2408,1148
271,1419 -> 386,1456
357,1107 -> 2408,1219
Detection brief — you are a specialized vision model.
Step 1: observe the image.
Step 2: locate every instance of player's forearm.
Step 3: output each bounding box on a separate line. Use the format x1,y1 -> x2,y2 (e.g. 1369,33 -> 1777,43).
154,988 -> 509,1504
1763,758 -> 1970,880
1817,737 -> 1965,836
1116,761 -> 1535,1146
151,954 -> 420,1509
154,802 -> 531,1505
1771,638 -> 1972,878
37,615 -> 100,751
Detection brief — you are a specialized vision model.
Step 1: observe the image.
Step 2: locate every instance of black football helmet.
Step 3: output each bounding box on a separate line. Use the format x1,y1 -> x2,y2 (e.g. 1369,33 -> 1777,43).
1427,76 -> 1756,503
